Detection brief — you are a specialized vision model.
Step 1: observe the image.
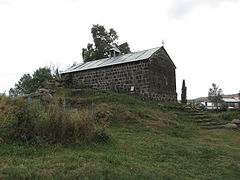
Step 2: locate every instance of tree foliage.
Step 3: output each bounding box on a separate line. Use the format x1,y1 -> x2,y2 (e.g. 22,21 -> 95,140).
118,42 -> 131,55
12,73 -> 34,95
82,24 -> 131,62
208,83 -> 223,109
181,79 -> 187,104
9,67 -> 59,96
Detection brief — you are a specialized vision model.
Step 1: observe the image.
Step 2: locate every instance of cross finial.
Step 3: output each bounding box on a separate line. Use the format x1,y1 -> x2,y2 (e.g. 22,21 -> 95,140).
162,39 -> 165,46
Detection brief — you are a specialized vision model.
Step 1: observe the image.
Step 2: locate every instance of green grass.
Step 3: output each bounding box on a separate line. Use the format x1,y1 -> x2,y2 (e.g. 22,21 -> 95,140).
0,89 -> 240,179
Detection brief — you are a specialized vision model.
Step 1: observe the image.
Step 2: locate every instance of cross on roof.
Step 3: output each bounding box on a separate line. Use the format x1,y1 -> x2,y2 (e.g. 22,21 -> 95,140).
162,40 -> 165,46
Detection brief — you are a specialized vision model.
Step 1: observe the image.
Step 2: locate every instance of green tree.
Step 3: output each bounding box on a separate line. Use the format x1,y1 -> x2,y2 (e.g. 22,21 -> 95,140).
118,42 -> 131,55
82,24 -> 131,62
32,67 -> 52,90
208,83 -> 223,110
10,73 -> 34,96
9,67 -> 54,96
181,79 -> 187,104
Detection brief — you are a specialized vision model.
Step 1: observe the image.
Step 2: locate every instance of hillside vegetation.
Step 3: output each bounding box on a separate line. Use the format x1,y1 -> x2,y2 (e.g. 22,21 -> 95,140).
0,89 -> 240,179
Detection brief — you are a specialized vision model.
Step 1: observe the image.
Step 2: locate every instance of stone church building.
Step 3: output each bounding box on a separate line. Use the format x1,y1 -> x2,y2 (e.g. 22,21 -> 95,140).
61,46 -> 177,101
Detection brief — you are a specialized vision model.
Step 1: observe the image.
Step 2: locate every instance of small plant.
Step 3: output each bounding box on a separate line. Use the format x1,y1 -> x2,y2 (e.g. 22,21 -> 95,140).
94,128 -> 111,144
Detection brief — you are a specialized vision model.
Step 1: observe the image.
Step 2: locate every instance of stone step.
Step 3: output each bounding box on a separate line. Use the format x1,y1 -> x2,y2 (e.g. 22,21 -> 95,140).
191,115 -> 210,119
189,113 -> 206,116
201,125 -> 225,129
184,110 -> 201,113
194,119 -> 213,123
201,122 -> 227,126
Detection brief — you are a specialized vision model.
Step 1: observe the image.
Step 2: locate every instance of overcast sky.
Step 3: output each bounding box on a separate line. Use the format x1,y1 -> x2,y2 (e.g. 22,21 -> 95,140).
0,0 -> 239,99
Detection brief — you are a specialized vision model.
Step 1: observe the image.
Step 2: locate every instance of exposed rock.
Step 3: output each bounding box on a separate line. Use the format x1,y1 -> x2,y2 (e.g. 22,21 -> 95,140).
96,110 -> 113,124
36,88 -> 50,94
25,88 -> 54,104
40,93 -> 54,104
95,103 -> 113,124
42,79 -> 63,89
122,110 -> 135,122
224,123 -> 238,129
231,119 -> 240,125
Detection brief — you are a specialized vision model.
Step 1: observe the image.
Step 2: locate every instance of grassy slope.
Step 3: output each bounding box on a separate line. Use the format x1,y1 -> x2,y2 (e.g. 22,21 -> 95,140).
0,89 -> 240,180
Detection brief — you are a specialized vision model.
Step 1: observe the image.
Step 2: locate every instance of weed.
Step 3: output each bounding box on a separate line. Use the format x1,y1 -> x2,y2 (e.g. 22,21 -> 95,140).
0,95 -> 98,144
218,111 -> 240,121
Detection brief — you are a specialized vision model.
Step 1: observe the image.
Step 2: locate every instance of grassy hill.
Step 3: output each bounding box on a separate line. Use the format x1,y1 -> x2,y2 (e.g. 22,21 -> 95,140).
0,89 -> 240,179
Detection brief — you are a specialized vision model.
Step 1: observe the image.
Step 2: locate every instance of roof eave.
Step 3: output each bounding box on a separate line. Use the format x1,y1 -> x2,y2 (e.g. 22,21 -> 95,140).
60,58 -> 150,74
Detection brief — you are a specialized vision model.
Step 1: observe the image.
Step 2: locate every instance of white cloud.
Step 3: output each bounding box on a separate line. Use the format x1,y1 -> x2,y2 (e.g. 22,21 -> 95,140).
166,0 -> 240,98
169,0 -> 239,18
0,0 -> 11,5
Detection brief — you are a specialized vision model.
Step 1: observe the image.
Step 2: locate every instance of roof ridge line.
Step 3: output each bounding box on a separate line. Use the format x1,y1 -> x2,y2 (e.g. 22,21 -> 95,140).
61,46 -> 163,74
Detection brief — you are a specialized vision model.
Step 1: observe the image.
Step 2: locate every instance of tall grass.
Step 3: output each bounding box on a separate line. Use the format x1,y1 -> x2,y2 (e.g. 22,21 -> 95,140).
0,95 -> 97,144
36,105 -> 95,143
217,111 -> 240,121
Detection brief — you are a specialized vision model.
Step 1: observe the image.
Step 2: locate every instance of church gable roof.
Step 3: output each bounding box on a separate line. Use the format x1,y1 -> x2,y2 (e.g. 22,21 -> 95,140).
61,46 -> 176,74
61,46 -> 161,74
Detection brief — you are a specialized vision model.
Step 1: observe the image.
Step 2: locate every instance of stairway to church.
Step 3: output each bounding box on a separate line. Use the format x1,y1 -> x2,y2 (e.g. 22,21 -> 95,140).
188,112 -> 226,129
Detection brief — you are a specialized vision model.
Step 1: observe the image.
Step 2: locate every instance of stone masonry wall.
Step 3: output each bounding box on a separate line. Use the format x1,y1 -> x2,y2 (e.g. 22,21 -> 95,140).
62,60 -> 151,96
62,49 -> 177,102
148,49 -> 177,101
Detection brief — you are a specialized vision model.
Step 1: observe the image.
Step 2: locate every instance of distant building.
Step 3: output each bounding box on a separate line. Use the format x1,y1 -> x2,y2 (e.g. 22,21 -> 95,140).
61,46 -> 177,101
222,94 -> 239,99
222,98 -> 240,109
192,93 -> 240,110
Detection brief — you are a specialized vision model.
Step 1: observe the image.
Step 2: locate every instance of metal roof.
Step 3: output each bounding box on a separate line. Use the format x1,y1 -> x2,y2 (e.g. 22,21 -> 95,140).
61,46 -> 161,74
222,98 -> 240,103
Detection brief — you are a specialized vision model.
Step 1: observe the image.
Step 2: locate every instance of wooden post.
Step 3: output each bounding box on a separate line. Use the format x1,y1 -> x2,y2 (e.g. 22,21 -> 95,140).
86,105 -> 88,119
28,96 -> 31,105
92,102 -> 95,123
63,99 -> 67,109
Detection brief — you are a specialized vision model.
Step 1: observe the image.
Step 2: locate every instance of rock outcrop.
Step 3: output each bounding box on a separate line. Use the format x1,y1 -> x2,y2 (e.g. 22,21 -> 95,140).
224,119 -> 240,129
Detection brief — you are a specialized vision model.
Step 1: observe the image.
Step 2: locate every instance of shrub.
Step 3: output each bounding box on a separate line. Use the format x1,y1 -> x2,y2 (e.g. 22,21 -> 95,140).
36,105 -> 95,143
95,103 -> 113,125
218,112 -> 240,121
0,97 -> 39,142
94,128 -> 111,144
0,96 -> 105,144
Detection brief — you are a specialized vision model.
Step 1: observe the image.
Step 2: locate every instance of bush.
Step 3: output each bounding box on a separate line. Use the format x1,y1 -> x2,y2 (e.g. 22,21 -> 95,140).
0,97 -> 38,141
94,128 -> 111,144
218,112 -> 240,121
36,105 -> 95,143
0,95 -> 102,144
